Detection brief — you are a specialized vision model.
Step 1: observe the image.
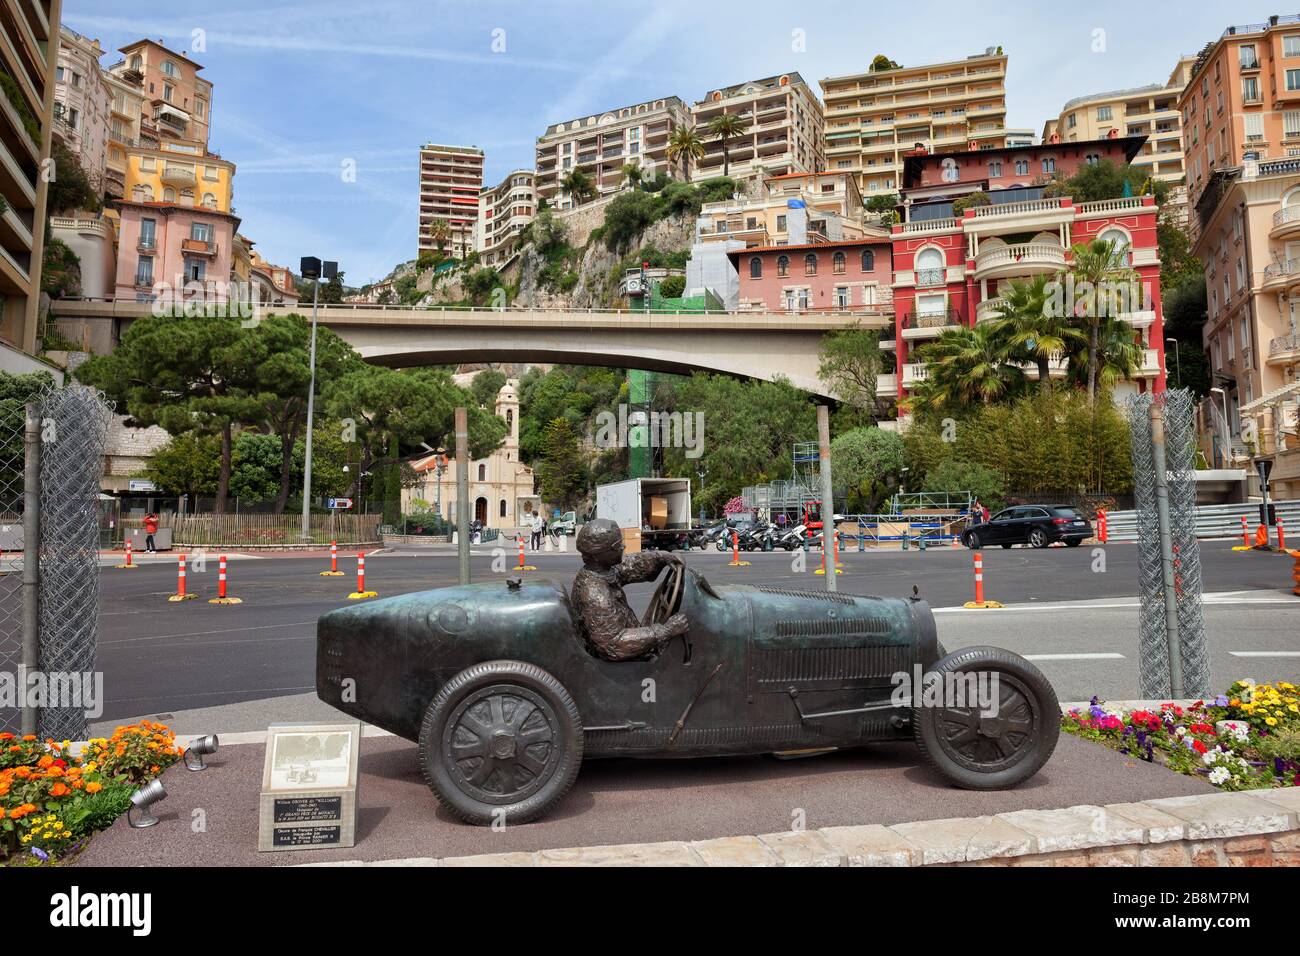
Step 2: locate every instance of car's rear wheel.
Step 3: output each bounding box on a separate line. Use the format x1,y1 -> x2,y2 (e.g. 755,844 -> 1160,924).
418,660 -> 583,826
965,530 -> 982,550
1028,527 -> 1049,549
912,646 -> 1059,790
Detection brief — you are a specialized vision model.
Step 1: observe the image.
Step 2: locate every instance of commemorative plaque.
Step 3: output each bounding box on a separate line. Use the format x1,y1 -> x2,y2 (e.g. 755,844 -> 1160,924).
258,722 -> 360,852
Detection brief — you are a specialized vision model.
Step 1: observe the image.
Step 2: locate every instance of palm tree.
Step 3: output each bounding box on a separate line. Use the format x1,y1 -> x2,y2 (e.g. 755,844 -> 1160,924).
1062,238 -> 1138,402
1066,316 -> 1144,392
428,218 -> 450,257
666,125 -> 705,181
621,161 -> 642,189
913,323 -> 1026,412
706,113 -> 746,178
559,167 -> 596,206
987,275 -> 1087,392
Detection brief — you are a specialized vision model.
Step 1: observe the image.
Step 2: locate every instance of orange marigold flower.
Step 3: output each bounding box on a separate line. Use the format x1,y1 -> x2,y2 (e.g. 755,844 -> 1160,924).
49,783 -> 69,797
36,755 -> 53,768
21,734 -> 36,741
84,781 -> 102,794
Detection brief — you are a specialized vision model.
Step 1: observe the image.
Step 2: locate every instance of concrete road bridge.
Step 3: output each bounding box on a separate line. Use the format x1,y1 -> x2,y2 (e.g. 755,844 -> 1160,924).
48,300 -> 893,397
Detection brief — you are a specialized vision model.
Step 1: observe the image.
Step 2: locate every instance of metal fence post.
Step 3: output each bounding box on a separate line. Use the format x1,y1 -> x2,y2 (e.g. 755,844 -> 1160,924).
817,405 -> 836,593
20,405 -> 39,735
455,406 -> 470,586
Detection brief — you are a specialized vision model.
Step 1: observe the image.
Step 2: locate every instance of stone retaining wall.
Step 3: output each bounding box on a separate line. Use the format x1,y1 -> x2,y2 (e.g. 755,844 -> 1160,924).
309,788 -> 1300,867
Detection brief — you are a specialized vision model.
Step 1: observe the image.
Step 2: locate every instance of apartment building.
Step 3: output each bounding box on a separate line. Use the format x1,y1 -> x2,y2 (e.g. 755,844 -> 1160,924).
888,135 -> 1166,403
476,169 -> 535,267
112,140 -> 239,303
108,40 -> 211,147
103,65 -> 151,200
535,95 -> 689,209
52,27 -> 110,196
727,237 -> 894,316
1193,157 -> 1300,498
820,49 -> 1010,199
1044,56 -> 1196,187
690,73 -> 824,184
0,0 -> 60,367
697,170 -> 870,247
417,143 -> 483,259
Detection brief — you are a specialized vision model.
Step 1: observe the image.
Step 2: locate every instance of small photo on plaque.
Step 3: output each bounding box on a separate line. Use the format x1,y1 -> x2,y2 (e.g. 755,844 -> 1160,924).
259,722 -> 360,853
268,730 -> 353,790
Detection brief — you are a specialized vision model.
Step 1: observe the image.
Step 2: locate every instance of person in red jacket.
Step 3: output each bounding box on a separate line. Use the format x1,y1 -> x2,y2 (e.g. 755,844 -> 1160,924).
143,512 -> 159,553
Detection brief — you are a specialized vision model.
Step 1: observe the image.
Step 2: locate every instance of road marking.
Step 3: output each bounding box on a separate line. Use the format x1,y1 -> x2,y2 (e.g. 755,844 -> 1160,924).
1023,653 -> 1125,661
1230,651 -> 1300,658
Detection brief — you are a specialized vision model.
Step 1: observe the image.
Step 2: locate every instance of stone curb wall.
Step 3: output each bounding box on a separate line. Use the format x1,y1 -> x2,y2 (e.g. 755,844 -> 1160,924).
303,788 -> 1300,868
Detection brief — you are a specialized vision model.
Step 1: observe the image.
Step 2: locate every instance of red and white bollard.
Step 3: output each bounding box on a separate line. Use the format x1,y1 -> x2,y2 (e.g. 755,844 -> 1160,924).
515,534 -> 536,571
964,551 -> 1002,609
320,540 -> 344,576
1278,519 -> 1287,552
728,529 -> 749,567
348,551 -> 378,599
117,539 -> 137,569
1241,515 -> 1251,548
168,553 -> 197,601
208,554 -> 241,604
1097,509 -> 1108,544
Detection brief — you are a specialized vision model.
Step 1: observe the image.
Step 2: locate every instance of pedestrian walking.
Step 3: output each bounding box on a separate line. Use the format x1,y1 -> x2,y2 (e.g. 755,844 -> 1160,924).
143,512 -> 159,553
530,511 -> 543,550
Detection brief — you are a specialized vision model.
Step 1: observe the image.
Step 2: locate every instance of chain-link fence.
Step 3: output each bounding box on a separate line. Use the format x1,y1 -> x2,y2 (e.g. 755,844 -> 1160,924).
0,384 -> 113,740
1127,389 -> 1211,699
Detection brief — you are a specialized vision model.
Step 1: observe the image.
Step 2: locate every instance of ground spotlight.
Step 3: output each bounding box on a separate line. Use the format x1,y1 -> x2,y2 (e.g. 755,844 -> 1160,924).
183,734 -> 220,771
127,779 -> 167,828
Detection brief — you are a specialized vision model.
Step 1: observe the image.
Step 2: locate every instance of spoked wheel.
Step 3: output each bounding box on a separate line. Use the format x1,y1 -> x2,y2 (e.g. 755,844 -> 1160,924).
419,660 -> 583,825
1029,528 -> 1049,549
965,531 -> 982,550
912,646 -> 1059,790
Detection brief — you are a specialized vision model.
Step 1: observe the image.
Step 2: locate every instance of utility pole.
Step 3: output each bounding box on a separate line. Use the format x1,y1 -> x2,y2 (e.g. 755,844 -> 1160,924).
817,405 -> 836,593
1150,401 -> 1183,696
455,407 -> 470,585
299,257 -> 337,540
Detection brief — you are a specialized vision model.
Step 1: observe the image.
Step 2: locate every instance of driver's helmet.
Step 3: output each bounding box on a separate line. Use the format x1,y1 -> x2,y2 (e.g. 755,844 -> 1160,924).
577,518 -> 623,557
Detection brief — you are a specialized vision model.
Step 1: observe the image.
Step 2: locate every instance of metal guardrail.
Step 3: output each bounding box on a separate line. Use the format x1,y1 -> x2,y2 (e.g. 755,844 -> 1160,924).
1100,499 -> 1300,543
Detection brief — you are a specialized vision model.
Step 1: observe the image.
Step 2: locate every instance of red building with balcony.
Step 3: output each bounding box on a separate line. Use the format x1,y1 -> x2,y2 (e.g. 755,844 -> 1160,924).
888,134 -> 1167,401
727,237 -> 894,314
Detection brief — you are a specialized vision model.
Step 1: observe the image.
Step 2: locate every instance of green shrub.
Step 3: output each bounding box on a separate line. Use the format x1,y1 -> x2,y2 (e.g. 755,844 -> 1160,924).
658,275 -> 686,298
952,191 -> 992,214
921,459 -> 1007,511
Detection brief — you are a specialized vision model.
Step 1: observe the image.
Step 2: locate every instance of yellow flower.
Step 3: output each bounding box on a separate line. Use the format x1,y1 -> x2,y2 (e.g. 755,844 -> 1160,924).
1266,716 -> 1278,726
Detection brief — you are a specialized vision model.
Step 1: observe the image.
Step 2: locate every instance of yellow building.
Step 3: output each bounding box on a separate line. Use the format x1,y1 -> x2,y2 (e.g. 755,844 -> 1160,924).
1042,56 -> 1195,185
121,139 -> 234,210
820,49 -> 1009,198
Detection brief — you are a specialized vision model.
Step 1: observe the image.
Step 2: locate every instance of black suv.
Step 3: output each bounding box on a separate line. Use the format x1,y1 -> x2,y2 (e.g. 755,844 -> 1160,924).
962,505 -> 1093,550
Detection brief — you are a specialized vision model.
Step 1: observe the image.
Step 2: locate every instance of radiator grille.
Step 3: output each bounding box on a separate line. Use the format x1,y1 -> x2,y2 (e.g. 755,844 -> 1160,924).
752,645 -> 910,685
754,585 -> 855,605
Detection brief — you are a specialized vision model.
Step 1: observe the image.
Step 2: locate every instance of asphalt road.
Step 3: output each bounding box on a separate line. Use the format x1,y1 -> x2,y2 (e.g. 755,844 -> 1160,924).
70,538 -> 1298,723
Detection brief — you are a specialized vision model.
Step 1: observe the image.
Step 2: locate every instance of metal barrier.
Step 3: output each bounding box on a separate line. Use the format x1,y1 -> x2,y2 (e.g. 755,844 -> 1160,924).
835,513 -> 968,548
1100,499 -> 1300,543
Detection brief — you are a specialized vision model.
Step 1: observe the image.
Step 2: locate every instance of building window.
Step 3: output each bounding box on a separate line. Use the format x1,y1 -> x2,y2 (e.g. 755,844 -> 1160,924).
139,218 -> 156,249
184,259 -> 206,283
1097,106 -> 1112,121
129,54 -> 142,71
195,99 -> 206,118
1288,69 -> 1300,92
499,500 -> 507,518
861,249 -> 874,271
1244,114 -> 1264,142
1085,153 -> 1101,164
477,463 -> 486,481
1239,45 -> 1259,70
162,60 -> 178,77
776,255 -> 789,277
804,254 -> 817,276
136,256 -> 154,285
833,251 -> 846,274
163,84 -> 174,103
776,214 -> 787,232
163,187 -> 176,202
749,256 -> 762,278
1067,114 -> 1077,129
1243,77 -> 1261,103
1098,228 -> 1130,266
191,221 -> 212,242
1041,156 -> 1056,173
1286,35 -> 1300,57
834,286 -> 849,308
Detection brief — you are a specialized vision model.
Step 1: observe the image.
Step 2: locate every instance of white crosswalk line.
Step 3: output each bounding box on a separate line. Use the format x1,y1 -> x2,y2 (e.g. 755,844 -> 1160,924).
1024,653 -> 1125,661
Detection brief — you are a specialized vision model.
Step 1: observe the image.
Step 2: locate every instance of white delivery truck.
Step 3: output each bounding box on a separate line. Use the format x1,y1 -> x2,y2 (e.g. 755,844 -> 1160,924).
595,477 -> 692,552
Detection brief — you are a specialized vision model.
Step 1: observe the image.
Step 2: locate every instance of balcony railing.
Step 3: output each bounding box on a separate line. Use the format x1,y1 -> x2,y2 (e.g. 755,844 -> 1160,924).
902,363 -> 929,385
1263,258 -> 1300,284
137,238 -> 156,253
1271,332 -> 1300,356
973,242 -> 1066,276
1273,206 -> 1300,229
181,238 -> 215,256
969,197 -> 1066,218
915,267 -> 946,287
975,296 -> 1008,323
134,273 -> 154,289
903,309 -> 960,329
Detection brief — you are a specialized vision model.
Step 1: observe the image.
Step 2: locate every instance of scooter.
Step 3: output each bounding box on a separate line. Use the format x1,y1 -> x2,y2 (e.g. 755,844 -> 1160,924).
777,523 -> 809,551
740,521 -> 780,552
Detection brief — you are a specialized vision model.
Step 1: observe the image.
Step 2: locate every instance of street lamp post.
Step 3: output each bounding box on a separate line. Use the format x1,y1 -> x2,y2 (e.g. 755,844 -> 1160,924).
299,257 -> 337,541
434,448 -> 447,519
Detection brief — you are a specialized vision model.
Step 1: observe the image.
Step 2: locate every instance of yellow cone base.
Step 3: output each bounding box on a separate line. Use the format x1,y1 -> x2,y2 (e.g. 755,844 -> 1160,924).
115,564 -> 140,569
1231,545 -> 1254,551
167,594 -> 198,602
814,568 -> 843,575
514,565 -> 537,572
963,600 -> 1004,609
347,590 -> 378,600
728,560 -> 751,566
319,570 -> 345,576
208,597 -> 243,605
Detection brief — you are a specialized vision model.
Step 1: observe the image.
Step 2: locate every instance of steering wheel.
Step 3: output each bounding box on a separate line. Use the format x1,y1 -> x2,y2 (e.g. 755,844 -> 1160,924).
644,557 -> 685,627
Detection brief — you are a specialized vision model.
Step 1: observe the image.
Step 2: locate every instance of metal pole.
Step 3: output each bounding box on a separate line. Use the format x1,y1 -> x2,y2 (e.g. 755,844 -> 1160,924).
1259,462 -> 1272,549
21,406 -> 40,735
299,276 -> 321,540
455,406 -> 470,586
1150,402 -> 1183,697
817,405 -> 836,593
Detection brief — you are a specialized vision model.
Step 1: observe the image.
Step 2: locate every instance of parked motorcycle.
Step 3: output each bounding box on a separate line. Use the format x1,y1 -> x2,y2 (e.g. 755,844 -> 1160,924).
777,523 -> 810,551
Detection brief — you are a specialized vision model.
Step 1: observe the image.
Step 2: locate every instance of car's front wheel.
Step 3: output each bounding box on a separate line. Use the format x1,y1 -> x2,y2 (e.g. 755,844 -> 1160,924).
965,531 -> 982,550
1028,527 -> 1049,549
912,646 -> 1059,790
418,660 -> 583,826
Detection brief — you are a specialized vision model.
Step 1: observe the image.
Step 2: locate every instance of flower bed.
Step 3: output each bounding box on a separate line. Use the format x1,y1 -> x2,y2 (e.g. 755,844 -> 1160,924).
1062,680 -> 1300,792
1,721 -> 182,865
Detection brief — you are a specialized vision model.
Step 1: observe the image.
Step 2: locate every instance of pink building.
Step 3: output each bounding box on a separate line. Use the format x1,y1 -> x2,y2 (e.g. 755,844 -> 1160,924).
113,199 -> 240,304
889,134 -> 1167,401
726,238 -> 894,313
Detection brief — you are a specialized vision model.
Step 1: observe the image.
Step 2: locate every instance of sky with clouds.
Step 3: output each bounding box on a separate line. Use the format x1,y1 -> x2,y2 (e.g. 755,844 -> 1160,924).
66,0 -> 1241,285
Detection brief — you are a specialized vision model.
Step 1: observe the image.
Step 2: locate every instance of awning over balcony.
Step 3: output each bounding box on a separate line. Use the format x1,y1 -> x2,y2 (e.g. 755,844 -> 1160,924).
1241,381 -> 1300,414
